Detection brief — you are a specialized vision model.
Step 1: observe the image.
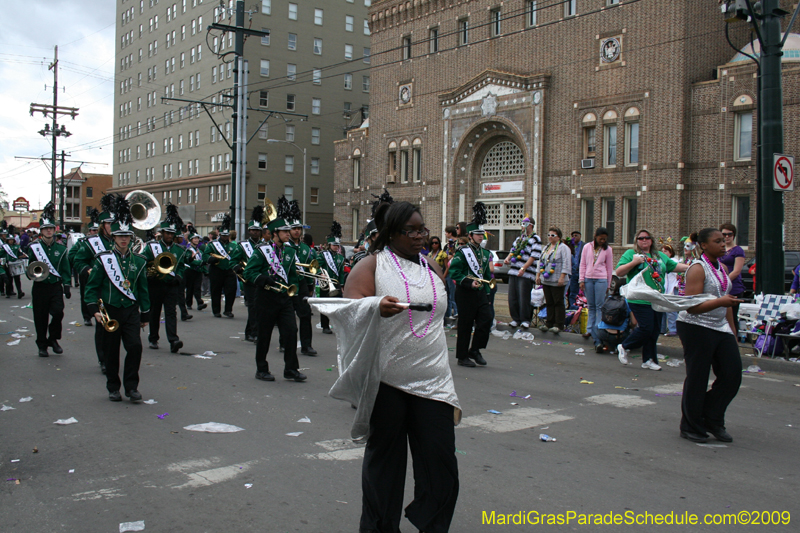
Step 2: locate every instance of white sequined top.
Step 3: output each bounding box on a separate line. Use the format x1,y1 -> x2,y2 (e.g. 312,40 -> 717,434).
677,259 -> 733,335
375,250 -> 460,410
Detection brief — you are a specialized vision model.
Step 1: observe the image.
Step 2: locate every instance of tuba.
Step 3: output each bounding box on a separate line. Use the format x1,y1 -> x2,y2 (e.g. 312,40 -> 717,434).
26,261 -> 50,282
262,198 -> 277,226
125,190 -> 162,230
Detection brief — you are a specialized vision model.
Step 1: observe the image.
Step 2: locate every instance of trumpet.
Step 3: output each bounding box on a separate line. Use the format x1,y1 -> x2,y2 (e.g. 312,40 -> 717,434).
234,261 -> 247,283
147,251 -> 177,277
263,280 -> 298,296
98,299 -> 120,332
465,276 -> 497,290
295,259 -> 319,275
209,253 -> 230,261
26,261 -> 50,282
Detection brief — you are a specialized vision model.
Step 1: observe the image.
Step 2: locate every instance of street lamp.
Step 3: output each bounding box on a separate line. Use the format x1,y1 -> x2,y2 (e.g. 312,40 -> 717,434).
266,139 -> 307,228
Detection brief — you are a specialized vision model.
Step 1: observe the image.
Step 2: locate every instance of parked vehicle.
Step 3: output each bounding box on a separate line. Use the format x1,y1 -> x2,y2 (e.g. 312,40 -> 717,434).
492,250 -> 510,283
740,250 -> 800,297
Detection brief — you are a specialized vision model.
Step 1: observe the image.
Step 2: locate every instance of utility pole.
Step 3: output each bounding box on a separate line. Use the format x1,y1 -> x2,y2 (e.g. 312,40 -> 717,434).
30,46 -> 78,212
59,150 -> 66,230
723,0 -> 800,294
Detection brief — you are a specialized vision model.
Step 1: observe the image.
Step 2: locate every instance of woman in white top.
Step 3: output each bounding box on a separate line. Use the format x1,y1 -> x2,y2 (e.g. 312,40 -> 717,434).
345,201 -> 460,533
535,227 -> 572,333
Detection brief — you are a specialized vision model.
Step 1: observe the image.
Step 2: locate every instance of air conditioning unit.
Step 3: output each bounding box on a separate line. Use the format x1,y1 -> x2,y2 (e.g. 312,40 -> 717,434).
581,158 -> 596,169
386,174 -> 396,183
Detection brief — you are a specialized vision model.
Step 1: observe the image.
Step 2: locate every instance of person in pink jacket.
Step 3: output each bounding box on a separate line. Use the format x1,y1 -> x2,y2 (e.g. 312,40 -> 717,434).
579,227 -> 614,353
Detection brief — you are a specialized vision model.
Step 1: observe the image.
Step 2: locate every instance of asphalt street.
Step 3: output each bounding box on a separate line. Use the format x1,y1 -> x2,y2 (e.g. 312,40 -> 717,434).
2,277 -> 799,532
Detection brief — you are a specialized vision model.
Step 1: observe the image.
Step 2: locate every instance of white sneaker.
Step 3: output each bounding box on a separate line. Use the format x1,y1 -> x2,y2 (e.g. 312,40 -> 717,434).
642,360 -> 662,371
509,321 -> 519,328
617,344 -> 629,365
521,322 -> 531,329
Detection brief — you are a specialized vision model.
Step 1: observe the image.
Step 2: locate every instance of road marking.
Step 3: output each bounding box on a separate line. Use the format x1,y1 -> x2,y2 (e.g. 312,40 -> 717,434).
645,383 -> 685,395
69,488 -> 124,501
585,394 -> 655,408
18,316 -> 34,323
457,407 -> 573,433
742,374 -> 784,383
173,461 -> 256,489
305,439 -> 365,461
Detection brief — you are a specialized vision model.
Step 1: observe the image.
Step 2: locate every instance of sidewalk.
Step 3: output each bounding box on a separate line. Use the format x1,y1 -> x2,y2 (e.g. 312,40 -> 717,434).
490,290 -> 800,377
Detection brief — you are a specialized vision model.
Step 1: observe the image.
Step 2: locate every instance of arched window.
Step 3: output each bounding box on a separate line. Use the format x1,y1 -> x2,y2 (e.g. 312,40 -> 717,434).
480,141 -> 525,179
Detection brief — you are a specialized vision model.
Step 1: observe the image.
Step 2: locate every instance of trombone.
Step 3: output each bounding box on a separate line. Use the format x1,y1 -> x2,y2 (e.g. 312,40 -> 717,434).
97,299 -> 120,332
297,268 -> 339,294
26,261 -> 50,282
465,276 -> 497,290
295,259 -> 319,275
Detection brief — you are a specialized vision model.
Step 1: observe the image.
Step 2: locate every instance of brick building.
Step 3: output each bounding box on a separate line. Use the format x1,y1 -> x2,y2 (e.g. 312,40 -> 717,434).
53,167 -> 113,232
334,0 -> 800,256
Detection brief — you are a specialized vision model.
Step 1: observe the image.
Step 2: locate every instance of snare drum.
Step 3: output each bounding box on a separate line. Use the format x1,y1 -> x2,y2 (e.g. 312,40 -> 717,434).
9,260 -> 26,277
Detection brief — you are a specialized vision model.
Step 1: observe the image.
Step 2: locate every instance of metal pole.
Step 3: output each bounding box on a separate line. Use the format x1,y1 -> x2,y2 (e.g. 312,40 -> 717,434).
239,59 -> 248,236
757,0 -> 785,295
59,150 -> 65,230
302,147 -> 307,228
229,0 -> 244,236
50,46 -> 58,206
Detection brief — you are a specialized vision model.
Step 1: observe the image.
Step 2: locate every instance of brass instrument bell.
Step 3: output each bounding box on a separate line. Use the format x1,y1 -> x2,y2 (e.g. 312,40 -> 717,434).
295,258 -> 319,275
466,276 -> 497,290
98,299 -> 120,332
26,261 -> 50,282
125,190 -> 162,230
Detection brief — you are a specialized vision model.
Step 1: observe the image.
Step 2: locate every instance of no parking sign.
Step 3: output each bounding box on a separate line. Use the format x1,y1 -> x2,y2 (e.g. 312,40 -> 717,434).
773,154 -> 794,191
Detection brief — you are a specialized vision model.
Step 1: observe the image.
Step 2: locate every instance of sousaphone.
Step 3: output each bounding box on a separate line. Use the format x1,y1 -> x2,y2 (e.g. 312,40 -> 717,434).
125,190 -> 162,231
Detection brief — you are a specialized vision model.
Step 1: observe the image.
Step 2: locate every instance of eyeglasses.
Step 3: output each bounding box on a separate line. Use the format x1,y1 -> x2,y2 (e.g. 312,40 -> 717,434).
400,227 -> 430,238
431,241 -> 441,245
637,236 -> 652,241
548,234 -> 559,238
721,232 -> 734,237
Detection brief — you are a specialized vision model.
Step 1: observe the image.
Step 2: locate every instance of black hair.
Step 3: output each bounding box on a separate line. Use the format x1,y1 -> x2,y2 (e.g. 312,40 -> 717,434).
430,236 -> 441,246
303,233 -> 313,246
720,223 -> 737,238
593,227 -> 609,249
372,201 -> 421,252
694,228 -> 721,252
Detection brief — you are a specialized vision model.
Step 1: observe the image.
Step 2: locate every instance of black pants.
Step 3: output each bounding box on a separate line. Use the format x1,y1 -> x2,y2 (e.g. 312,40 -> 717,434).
5,273 -> 22,296
32,282 -> 64,350
454,286 -> 492,360
94,320 -> 106,365
243,283 -> 258,339
79,268 -> 92,319
507,275 -> 533,324
542,284 -> 566,330
281,279 -> 312,349
102,304 -> 143,394
360,383 -> 458,533
184,269 -> 204,307
320,288 -> 339,330
623,303 -> 663,364
209,266 -> 236,314
148,280 -> 180,344
677,322 -> 742,435
177,275 -> 189,318
254,289 -> 299,374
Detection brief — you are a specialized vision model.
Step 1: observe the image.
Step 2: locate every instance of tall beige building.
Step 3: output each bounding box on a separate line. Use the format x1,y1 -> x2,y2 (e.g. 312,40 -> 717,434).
111,0 -> 372,238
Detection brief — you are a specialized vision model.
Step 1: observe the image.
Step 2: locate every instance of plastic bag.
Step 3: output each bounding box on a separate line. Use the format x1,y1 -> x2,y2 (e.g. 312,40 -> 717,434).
530,287 -> 545,307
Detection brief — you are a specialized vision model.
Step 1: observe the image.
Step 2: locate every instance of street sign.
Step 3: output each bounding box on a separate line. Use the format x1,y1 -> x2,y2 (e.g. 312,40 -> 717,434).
773,154 -> 794,191
12,197 -> 30,211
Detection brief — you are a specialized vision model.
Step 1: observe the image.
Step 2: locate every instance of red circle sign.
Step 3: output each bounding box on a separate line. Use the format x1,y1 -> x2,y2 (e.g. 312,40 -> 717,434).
774,156 -> 794,190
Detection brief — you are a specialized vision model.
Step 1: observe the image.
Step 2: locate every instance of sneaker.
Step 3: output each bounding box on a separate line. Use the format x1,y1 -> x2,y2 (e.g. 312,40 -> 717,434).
642,360 -> 662,371
617,344 -> 629,365
521,322 -> 530,329
539,325 -> 549,332
548,327 -> 560,334
595,344 -> 604,354
509,321 -> 519,328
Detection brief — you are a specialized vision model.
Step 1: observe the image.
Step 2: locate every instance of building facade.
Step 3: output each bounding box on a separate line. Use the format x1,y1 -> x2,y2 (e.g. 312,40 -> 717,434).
111,0 -> 372,237
53,168 -> 113,232
333,0 -> 800,255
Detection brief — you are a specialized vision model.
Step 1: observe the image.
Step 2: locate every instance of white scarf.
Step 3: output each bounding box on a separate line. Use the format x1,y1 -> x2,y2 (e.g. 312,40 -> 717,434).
259,243 -> 288,282
323,251 -> 339,276
2,243 -> 17,261
100,252 -> 136,300
240,241 -> 254,259
460,246 -> 482,278
29,242 -> 61,278
211,240 -> 231,260
86,235 -> 106,256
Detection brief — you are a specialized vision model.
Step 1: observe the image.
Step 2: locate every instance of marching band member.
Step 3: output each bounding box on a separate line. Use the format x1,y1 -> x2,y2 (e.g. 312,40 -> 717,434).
448,202 -> 493,367
243,197 -> 306,382
85,197 -> 150,402
183,224 -> 207,312
1,223 -> 28,299
231,206 -> 266,343
142,204 -> 187,353
203,214 -> 238,318
283,200 -> 316,355
319,221 -> 346,335
68,195 -> 116,372
26,202 -> 72,357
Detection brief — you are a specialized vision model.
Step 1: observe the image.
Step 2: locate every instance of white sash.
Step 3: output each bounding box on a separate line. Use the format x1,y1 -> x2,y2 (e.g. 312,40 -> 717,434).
149,241 -> 175,276
461,246 -> 482,278
323,251 -> 339,277
86,235 -> 105,256
30,242 -> 61,278
240,241 -> 254,259
100,252 -> 137,300
212,240 -> 231,260
187,245 -> 200,261
2,243 -> 18,261
259,243 -> 288,282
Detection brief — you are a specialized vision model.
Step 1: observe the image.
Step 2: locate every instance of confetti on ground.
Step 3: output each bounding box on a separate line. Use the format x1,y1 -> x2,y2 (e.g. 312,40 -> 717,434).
244,483 -> 253,489
68,469 -> 75,473
487,410 -> 502,415
1,405 -> 15,411
286,432 -> 303,437
53,417 -> 78,425
177,386 -> 187,390
580,380 -> 594,384
297,416 -> 311,423
19,397 -> 32,402
7,340 -> 20,346
157,413 -> 169,419
455,448 -> 467,455
143,399 -> 158,405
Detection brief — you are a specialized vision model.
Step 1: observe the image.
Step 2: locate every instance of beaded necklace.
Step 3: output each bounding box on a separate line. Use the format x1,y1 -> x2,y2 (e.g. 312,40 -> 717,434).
639,252 -> 664,291
386,247 -> 437,339
702,253 -> 729,293
539,243 -> 558,278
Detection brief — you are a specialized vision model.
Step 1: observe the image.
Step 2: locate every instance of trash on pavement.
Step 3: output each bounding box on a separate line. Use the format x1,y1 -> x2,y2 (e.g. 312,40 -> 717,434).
119,521 -> 146,532
244,483 -> 253,489
580,380 -> 594,384
1,405 -> 15,411
286,432 -> 303,437
487,410 -> 502,414
19,397 -> 33,402
511,402 -> 519,406
7,340 -> 20,346
745,365 -> 763,373
54,417 -> 78,425
143,399 -> 158,405
68,469 -> 75,473
157,413 -> 169,419
539,434 -> 557,442
297,416 -> 311,423
666,359 -> 684,367
193,354 -> 213,359
203,351 -> 216,356
10,459 -> 19,463
575,348 -> 585,354
32,447 -> 38,453
183,422 -> 244,433
615,386 -> 640,391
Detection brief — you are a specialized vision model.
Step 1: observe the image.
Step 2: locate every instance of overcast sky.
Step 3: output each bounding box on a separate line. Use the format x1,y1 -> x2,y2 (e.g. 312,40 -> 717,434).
0,0 -> 117,211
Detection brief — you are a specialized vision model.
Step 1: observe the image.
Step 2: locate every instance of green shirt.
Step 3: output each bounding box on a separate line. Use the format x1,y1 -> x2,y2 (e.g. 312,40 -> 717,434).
1,243 -> 24,266
68,234 -> 113,275
142,239 -> 187,282
449,245 -> 492,294
616,248 -> 679,305
85,248 -> 151,318
318,250 -> 347,286
243,242 -> 299,290
183,244 -> 206,273
202,240 -> 237,270
26,239 -> 71,285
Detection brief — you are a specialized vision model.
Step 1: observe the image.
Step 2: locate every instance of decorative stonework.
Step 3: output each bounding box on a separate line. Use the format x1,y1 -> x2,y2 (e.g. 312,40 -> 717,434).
481,94 -> 498,117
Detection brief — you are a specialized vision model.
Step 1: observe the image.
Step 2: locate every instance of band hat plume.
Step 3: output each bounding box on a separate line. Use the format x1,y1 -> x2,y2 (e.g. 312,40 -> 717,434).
466,201 -> 488,234
365,188 -> 393,236
39,201 -> 57,229
327,220 -> 342,244
248,205 -> 265,230
288,200 -> 303,228
218,213 -> 232,235
98,193 -> 117,223
110,195 -> 135,236
87,207 -> 100,229
159,203 -> 183,233
267,195 -> 293,232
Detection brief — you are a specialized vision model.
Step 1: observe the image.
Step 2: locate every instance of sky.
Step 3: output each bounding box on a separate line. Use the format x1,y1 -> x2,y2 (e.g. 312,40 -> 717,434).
0,0 -> 117,211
